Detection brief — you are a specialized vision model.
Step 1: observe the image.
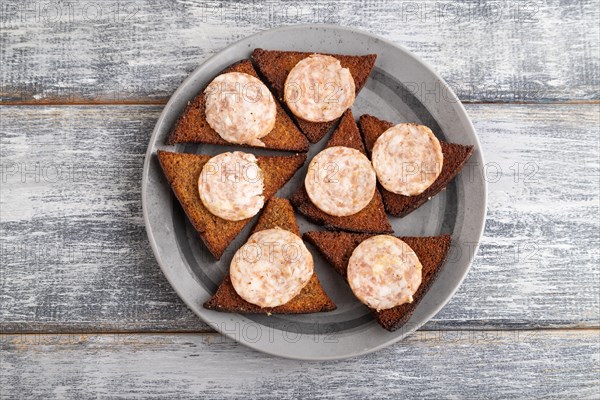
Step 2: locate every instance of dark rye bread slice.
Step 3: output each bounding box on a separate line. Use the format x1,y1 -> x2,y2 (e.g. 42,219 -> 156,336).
204,198 -> 336,314
304,231 -> 452,331
358,114 -> 474,217
290,110 -> 392,234
157,150 -> 306,259
167,59 -> 308,152
252,48 -> 377,143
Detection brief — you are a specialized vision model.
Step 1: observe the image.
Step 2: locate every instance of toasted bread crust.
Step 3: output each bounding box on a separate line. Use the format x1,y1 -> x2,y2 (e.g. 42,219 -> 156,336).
358,114 -> 474,217
290,110 -> 392,234
374,235 -> 451,331
252,49 -> 377,143
304,231 -> 452,331
204,198 -> 336,314
167,60 -> 308,152
157,151 -> 306,259
250,197 -> 300,236
203,273 -> 336,314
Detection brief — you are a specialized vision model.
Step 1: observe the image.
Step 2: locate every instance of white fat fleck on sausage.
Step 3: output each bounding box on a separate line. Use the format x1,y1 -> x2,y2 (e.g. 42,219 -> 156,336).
348,235 -> 422,311
230,228 -> 314,308
305,146 -> 376,217
198,151 -> 264,221
284,54 -> 355,123
372,123 -> 443,196
205,72 -> 276,146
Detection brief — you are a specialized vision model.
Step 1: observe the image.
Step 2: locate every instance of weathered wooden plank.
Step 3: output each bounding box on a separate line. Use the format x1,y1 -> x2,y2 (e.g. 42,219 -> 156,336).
0,104 -> 598,332
0,330 -> 598,398
1,0 -> 598,104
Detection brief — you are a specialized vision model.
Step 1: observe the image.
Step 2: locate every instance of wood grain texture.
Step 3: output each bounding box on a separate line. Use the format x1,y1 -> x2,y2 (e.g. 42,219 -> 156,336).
1,1 -> 598,396
0,330 -> 598,399
1,0 -> 598,104
1,104 -> 598,332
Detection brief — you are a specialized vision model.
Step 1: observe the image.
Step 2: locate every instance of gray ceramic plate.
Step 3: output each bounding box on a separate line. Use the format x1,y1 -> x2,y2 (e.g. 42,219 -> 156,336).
142,25 -> 487,360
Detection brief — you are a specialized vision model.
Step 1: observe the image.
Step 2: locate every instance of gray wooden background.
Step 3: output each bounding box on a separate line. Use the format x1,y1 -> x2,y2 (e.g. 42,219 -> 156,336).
1,0 -> 599,398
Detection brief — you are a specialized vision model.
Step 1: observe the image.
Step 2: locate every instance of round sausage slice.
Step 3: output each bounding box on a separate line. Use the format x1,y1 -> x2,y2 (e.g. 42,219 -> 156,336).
198,151 -> 264,221
371,123 -> 443,196
305,146 -> 376,217
230,228 -> 314,308
204,72 -> 276,146
284,54 -> 355,123
348,235 -> 422,311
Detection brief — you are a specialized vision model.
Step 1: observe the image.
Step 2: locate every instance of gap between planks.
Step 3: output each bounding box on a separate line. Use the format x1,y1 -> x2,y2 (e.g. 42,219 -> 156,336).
3,327 -> 599,336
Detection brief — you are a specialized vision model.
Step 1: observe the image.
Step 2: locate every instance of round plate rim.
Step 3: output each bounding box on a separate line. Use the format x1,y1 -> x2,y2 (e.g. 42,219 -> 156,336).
141,24 -> 488,360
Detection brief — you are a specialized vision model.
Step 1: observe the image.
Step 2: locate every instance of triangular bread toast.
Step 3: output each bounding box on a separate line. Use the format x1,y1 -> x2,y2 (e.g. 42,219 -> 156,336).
157,150 -> 306,259
290,110 -> 392,233
304,231 -> 451,331
358,114 -> 474,217
252,49 -> 377,143
204,198 -> 337,314
167,60 -> 309,152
